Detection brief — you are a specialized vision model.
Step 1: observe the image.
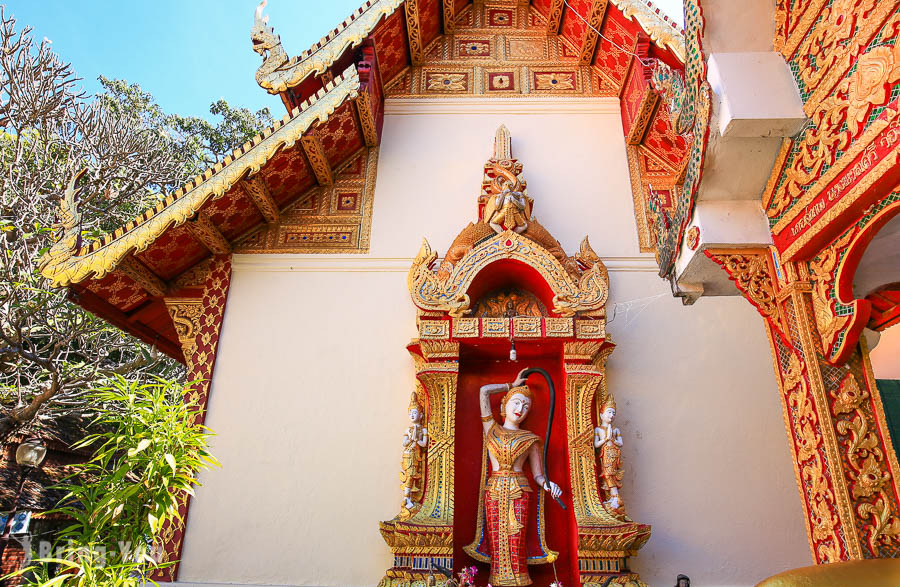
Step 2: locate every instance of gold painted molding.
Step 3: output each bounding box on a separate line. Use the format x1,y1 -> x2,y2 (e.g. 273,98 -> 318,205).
230,254 -> 659,273
39,66 -> 362,288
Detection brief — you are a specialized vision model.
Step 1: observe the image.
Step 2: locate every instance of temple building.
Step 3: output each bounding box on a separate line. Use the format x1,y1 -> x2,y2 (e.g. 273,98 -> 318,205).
36,0 -> 900,585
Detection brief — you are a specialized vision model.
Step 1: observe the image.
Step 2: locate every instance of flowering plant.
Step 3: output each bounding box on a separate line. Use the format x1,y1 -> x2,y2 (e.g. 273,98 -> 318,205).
459,566 -> 478,585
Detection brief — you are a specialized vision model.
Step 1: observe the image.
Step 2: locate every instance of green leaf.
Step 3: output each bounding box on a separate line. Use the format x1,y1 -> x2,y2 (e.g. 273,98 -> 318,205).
128,438 -> 152,456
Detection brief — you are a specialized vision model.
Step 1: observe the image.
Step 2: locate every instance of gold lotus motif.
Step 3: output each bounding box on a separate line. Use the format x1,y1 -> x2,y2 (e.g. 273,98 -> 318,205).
535,72 -> 575,91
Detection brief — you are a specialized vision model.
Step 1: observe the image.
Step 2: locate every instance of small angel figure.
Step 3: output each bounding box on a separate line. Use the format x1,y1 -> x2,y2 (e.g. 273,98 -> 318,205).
594,397 -> 625,514
401,395 -> 428,512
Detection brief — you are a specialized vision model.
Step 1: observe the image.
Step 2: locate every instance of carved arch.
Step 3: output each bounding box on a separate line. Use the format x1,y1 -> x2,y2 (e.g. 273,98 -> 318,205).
408,231 -> 609,317
811,195 -> 900,364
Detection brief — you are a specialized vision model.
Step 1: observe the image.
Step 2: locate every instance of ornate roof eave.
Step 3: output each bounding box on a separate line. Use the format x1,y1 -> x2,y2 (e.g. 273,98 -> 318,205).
254,0 -> 403,95
39,65 -> 362,289
253,0 -> 685,96
611,0 -> 686,63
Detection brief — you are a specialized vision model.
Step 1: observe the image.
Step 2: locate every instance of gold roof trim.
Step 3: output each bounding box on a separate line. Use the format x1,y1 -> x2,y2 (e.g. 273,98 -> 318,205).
39,65 -> 362,288
610,0 -> 685,63
254,0 -> 403,94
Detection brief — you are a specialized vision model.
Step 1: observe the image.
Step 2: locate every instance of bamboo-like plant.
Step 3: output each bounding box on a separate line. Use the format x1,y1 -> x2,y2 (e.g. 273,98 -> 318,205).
12,376 -> 219,586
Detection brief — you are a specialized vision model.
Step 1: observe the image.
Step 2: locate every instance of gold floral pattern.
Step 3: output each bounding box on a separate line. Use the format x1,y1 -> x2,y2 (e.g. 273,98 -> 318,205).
425,72 -> 468,91
843,44 -> 900,135
534,71 -> 575,90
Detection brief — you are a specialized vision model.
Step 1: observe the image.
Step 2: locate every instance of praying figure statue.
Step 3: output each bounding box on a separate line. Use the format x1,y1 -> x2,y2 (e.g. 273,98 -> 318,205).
485,187 -> 529,234
594,397 -> 625,514
464,368 -> 561,586
400,395 -> 428,515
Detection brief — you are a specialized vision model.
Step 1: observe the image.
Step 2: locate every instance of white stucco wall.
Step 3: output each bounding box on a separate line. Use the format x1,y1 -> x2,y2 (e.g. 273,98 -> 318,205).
176,98 -> 811,587
871,326 -> 900,380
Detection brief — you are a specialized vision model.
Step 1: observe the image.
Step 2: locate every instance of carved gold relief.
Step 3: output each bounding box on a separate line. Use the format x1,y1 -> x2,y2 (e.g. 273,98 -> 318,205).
235,148 -> 378,255
575,319 -> 606,339
452,317 -> 479,338
829,371 -> 900,552
780,347 -> 844,562
405,0 -> 424,63
794,1 -> 898,114
419,319 -> 451,339
768,40 -> 900,223
381,2 -> 680,100
407,360 -> 457,526
513,316 -> 541,337
425,71 -> 468,91
545,317 -> 574,337
118,256 -> 167,297
579,0 -> 610,65
481,316 -> 509,337
442,0 -> 455,34
534,71 -> 576,90
164,299 -> 203,365
546,0 -> 564,33
408,232 -> 609,318
241,174 -> 281,223
809,229 -> 854,353
301,135 -> 335,186
355,88 -> 379,148
706,250 -> 785,335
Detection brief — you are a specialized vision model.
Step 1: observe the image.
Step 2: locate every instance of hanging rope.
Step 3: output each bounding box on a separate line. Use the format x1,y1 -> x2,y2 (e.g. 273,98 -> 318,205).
520,367 -> 567,510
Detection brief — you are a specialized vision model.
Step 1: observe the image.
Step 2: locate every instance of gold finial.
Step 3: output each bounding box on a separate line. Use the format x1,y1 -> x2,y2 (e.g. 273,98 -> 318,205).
494,124 -> 512,160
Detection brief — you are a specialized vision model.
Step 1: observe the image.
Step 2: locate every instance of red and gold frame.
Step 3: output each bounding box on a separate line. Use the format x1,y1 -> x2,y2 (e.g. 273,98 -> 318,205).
152,255 -> 233,582
708,247 -> 900,561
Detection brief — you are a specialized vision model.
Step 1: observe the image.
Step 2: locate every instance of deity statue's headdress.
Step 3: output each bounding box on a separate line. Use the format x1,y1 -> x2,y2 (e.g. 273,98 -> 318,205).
600,396 -> 617,413
409,393 -> 422,419
500,384 -> 534,417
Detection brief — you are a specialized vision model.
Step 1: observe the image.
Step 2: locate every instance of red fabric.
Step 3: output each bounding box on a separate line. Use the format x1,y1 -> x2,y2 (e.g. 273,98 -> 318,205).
485,485 -> 531,584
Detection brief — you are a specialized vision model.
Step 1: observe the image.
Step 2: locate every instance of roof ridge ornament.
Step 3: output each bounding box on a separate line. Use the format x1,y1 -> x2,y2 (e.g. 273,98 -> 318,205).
493,124 -> 512,160
38,168 -> 87,280
408,128 -> 609,318
252,1 -> 292,91
611,0 -> 686,62
253,0 -> 404,95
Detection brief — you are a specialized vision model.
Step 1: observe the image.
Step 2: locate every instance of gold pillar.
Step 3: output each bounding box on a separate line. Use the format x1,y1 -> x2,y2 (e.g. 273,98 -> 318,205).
379,340 -> 459,586
710,250 -> 900,562
563,341 -> 651,584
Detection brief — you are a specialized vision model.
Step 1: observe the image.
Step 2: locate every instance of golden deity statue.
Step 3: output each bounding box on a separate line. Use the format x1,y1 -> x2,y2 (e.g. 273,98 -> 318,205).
594,397 -> 625,514
483,179 -> 531,234
400,394 -> 428,518
464,368 -> 561,586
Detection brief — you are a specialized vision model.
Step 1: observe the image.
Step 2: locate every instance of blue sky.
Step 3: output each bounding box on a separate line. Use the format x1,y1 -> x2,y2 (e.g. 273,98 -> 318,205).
5,0 -> 684,121
4,1 -> 367,119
